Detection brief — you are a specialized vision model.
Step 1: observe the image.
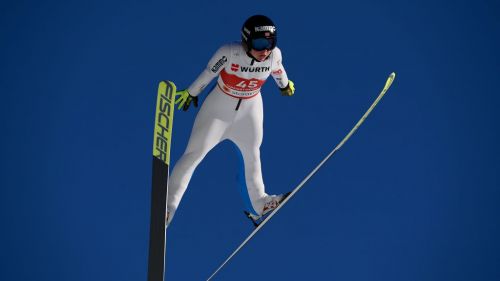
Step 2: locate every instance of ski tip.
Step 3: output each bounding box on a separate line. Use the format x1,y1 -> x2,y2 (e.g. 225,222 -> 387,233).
384,72 -> 396,90
158,80 -> 177,90
388,72 -> 396,81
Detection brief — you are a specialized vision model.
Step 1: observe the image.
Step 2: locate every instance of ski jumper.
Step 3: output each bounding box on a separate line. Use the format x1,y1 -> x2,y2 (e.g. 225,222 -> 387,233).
167,42 -> 289,216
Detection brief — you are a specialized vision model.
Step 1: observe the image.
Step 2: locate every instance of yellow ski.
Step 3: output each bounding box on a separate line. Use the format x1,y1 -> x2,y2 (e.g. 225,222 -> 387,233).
148,81 -> 176,281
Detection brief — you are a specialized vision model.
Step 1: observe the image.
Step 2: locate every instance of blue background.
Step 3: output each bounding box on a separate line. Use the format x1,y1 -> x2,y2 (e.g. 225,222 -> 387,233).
1,0 -> 499,280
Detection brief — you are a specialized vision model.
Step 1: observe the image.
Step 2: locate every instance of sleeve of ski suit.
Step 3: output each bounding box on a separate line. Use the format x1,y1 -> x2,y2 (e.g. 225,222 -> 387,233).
270,47 -> 290,89
187,46 -> 229,97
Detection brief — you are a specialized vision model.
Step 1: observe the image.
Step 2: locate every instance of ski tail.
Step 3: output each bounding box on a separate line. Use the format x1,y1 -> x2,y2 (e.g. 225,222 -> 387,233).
148,81 -> 176,281
244,211 -> 260,227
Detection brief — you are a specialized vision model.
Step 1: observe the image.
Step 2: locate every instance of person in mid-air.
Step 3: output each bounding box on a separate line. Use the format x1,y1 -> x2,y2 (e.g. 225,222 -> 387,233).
167,15 -> 295,226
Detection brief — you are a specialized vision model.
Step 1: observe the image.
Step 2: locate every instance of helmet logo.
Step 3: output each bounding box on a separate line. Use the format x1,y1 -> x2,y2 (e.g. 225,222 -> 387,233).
255,26 -> 276,33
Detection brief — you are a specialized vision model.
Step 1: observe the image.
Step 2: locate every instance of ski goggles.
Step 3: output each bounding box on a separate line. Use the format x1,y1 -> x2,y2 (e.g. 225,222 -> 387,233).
251,37 -> 276,51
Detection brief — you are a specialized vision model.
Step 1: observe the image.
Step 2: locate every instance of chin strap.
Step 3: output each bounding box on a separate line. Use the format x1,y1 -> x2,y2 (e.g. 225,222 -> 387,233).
246,51 -> 257,64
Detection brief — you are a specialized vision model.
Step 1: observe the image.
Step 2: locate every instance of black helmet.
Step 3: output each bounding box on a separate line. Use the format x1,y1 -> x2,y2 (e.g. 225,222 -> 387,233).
241,15 -> 277,52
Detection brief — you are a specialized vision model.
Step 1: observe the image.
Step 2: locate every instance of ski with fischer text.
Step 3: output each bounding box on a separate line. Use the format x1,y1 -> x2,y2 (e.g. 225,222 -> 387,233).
148,81 -> 176,281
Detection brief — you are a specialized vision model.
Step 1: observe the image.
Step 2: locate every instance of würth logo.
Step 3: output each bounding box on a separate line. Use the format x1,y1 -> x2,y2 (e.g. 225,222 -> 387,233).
231,64 -> 239,72
240,66 -> 270,73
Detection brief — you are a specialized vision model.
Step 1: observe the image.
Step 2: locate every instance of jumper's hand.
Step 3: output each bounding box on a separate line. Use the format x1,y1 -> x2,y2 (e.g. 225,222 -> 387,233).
280,80 -> 295,96
175,89 -> 199,111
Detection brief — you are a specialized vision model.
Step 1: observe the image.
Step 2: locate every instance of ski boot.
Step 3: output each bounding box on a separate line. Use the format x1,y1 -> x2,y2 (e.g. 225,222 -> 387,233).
244,192 -> 291,227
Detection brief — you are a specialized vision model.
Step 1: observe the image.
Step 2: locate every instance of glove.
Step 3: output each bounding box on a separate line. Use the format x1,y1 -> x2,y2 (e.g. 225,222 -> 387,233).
280,80 -> 295,96
175,89 -> 198,111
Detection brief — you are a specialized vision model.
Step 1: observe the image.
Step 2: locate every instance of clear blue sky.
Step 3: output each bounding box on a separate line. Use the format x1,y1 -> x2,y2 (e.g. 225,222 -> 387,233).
1,0 -> 499,280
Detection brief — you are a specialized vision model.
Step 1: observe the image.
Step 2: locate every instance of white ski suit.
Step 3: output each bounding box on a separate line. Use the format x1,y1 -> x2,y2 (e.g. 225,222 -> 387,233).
167,42 -> 290,217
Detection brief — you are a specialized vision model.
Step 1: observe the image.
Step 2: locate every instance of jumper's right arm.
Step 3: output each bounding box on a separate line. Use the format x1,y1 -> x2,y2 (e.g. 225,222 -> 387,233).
187,46 -> 229,97
175,45 -> 229,110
